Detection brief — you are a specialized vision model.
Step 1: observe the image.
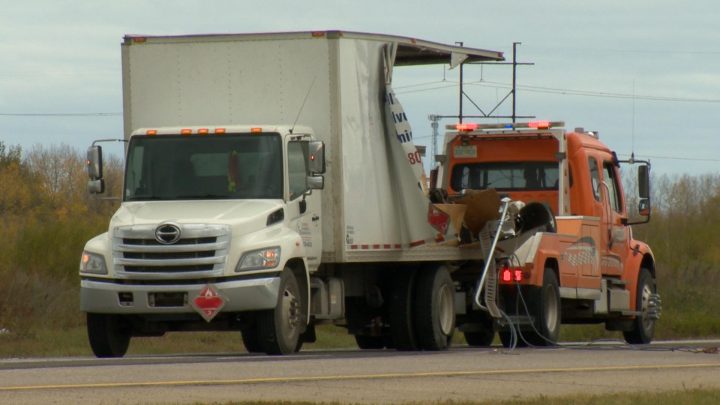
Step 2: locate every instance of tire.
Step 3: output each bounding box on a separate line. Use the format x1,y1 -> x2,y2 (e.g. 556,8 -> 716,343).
414,266 -> 456,350
86,313 -> 131,358
524,268 -> 561,346
463,314 -> 495,347
354,335 -> 386,349
518,202 -> 556,233
256,268 -> 305,355
241,327 -> 263,353
623,268 -> 656,344
499,329 -> 527,348
388,269 -> 418,351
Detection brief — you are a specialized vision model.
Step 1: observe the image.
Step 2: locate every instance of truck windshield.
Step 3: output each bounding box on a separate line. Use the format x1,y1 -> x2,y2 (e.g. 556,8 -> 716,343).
124,133 -> 283,201
450,162 -> 558,192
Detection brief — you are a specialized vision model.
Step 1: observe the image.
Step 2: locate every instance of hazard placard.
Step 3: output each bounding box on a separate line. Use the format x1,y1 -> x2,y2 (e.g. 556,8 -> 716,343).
191,285 -> 227,322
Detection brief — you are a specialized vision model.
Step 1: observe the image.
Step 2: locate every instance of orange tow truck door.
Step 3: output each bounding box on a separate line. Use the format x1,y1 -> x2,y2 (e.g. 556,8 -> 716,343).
588,154 -> 627,276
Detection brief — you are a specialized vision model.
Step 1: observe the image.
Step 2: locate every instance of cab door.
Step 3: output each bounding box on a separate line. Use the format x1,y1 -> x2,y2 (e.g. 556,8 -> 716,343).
286,140 -> 322,272
600,160 -> 628,276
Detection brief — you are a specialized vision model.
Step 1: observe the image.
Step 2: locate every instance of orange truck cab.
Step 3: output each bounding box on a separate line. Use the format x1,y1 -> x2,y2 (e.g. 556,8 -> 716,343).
436,121 -> 660,346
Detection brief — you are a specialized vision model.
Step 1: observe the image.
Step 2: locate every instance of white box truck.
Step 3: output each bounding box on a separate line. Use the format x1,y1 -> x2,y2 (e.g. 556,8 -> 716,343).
81,31 -> 504,356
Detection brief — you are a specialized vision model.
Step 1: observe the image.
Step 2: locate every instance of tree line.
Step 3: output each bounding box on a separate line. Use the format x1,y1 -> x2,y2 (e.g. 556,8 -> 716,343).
0,141 -> 717,337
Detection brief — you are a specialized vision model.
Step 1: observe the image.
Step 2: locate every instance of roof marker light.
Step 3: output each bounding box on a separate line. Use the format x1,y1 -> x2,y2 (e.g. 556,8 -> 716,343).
214,128 -> 226,135
455,123 -> 479,132
528,120 -> 551,130
198,128 -> 209,135
146,129 -> 157,136
250,127 -> 262,133
181,128 -> 192,136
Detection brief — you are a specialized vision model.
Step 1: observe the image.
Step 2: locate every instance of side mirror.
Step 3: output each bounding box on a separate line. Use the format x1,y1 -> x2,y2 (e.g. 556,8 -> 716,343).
308,141 -> 325,174
86,145 -> 103,180
88,179 -> 105,194
626,163 -> 651,224
307,175 -> 324,190
638,165 -> 649,199
638,198 -> 650,217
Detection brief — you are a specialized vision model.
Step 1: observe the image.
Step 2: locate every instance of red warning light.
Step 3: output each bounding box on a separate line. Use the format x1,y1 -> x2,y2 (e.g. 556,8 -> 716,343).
528,120 -> 551,130
456,123 -> 479,132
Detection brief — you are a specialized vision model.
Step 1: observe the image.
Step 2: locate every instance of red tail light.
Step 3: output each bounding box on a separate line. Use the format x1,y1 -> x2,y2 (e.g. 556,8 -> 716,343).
501,263 -> 524,282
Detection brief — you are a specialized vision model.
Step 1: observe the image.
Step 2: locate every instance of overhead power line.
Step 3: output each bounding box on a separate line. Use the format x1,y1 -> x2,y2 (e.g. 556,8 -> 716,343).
0,112 -> 121,117
622,154 -> 720,162
395,79 -> 720,103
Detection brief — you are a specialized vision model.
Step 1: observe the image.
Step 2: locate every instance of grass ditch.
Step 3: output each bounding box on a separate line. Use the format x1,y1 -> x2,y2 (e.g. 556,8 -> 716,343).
173,387 -> 720,404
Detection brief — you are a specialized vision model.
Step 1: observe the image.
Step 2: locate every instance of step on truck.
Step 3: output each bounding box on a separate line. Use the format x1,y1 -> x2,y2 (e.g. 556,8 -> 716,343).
432,121 -> 660,347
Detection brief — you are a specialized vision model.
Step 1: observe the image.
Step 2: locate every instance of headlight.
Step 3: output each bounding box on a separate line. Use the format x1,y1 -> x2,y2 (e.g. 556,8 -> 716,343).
80,251 -> 108,275
236,247 -> 281,272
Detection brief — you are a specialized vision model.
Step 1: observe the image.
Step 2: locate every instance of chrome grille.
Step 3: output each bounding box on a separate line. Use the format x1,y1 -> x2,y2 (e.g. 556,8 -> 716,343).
113,224 -> 230,277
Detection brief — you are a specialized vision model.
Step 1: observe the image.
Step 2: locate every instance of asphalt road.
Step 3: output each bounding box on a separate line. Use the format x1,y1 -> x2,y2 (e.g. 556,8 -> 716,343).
1,340 -> 719,404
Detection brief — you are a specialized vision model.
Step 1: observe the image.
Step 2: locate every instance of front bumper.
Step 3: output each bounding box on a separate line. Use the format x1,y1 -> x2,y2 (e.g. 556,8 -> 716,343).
80,276 -> 280,314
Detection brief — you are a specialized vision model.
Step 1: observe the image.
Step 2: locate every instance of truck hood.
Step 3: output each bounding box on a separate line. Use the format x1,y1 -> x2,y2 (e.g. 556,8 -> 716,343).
110,199 -> 284,232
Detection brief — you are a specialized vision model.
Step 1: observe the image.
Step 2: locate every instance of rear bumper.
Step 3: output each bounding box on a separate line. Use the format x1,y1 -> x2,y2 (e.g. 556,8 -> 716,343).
80,276 -> 280,314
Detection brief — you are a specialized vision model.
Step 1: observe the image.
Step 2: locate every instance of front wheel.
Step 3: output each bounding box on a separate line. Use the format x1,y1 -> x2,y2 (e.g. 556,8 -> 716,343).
87,313 -> 131,358
256,268 -> 305,355
623,268 -> 658,344
524,268 -> 560,346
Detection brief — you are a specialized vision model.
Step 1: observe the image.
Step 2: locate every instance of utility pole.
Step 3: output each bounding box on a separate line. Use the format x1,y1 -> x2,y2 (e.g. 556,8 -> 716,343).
512,42 -> 520,123
429,114 -> 440,164
455,42 -> 464,123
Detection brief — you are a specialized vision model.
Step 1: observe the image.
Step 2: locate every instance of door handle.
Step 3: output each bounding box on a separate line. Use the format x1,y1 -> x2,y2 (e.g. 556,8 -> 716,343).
312,215 -> 320,221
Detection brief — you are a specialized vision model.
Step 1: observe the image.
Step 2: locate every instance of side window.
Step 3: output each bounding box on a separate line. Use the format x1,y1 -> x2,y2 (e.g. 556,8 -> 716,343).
603,162 -> 623,213
287,141 -> 308,200
588,157 -> 600,201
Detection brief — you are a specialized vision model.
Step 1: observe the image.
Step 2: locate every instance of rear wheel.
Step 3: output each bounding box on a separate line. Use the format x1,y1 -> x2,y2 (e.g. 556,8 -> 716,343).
623,268 -> 657,344
87,313 -> 131,358
257,268 -> 305,355
354,335 -> 386,349
414,266 -> 455,350
388,269 -> 418,351
524,268 -> 560,346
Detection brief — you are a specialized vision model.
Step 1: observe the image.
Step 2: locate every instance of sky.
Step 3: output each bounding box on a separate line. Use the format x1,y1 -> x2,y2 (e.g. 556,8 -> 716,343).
1,0 -> 718,176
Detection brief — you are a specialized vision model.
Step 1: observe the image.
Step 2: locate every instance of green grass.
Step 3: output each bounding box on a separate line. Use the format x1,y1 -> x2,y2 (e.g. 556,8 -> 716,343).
0,324 -> 359,358
173,387 -> 720,404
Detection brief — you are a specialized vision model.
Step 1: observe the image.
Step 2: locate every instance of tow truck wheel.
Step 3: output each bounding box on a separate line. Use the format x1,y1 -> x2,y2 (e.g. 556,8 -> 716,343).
86,313 -> 131,358
414,265 -> 455,350
525,268 -> 560,346
463,313 -> 496,347
499,329 -> 527,348
623,268 -> 656,344
257,268 -> 304,355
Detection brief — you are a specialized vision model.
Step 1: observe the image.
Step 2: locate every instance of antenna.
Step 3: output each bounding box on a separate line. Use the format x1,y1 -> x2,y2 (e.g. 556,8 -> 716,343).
290,76 -> 317,134
632,79 -> 636,154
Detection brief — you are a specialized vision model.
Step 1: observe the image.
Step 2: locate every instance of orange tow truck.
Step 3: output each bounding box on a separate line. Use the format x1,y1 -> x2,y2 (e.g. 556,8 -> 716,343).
434,121 -> 660,346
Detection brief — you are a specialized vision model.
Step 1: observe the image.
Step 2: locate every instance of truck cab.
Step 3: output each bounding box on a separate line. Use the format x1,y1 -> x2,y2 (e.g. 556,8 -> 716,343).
82,125 -> 326,356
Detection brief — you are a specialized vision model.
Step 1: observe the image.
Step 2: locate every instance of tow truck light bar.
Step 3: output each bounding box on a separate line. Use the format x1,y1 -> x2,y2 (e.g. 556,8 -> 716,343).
449,120 -> 565,132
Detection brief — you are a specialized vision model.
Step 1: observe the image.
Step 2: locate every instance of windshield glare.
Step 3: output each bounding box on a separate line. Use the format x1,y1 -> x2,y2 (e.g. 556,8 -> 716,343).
124,133 -> 283,201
